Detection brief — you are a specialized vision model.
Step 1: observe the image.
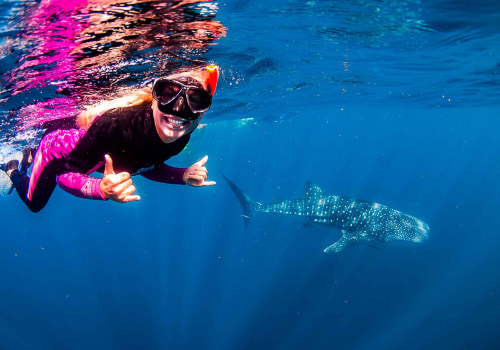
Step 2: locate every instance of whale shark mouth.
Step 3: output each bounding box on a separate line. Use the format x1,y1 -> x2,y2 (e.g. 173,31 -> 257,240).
413,220 -> 430,242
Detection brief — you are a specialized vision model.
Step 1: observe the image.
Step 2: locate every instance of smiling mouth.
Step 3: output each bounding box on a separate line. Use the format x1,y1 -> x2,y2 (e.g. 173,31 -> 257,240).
164,115 -> 190,129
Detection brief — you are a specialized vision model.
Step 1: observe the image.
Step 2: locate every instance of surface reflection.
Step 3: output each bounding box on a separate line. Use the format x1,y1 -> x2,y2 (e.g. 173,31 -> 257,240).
0,0 -> 225,137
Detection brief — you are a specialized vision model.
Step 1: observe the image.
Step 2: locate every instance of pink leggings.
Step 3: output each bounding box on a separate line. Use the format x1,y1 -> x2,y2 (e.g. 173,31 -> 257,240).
10,128 -> 94,212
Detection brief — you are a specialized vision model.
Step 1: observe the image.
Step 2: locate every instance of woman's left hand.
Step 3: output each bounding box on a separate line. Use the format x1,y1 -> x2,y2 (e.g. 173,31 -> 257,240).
183,155 -> 216,187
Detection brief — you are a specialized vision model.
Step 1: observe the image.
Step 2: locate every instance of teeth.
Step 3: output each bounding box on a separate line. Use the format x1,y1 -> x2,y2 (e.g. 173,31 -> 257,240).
166,117 -> 187,127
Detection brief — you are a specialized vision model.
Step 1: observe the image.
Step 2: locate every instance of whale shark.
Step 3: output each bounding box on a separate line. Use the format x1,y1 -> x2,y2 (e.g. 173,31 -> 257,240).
223,176 -> 429,253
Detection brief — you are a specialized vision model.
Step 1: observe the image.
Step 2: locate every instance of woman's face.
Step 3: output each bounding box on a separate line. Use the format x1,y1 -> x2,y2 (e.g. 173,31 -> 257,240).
151,76 -> 205,144
152,99 -> 202,143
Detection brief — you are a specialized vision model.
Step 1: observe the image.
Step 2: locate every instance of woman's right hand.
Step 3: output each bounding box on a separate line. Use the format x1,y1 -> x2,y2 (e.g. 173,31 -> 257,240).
100,154 -> 141,203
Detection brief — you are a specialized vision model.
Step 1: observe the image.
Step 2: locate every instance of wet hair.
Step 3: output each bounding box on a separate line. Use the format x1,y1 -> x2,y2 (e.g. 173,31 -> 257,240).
76,88 -> 152,130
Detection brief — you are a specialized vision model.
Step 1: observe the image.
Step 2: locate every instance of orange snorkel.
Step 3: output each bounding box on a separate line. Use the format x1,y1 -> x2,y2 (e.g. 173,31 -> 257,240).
203,64 -> 219,96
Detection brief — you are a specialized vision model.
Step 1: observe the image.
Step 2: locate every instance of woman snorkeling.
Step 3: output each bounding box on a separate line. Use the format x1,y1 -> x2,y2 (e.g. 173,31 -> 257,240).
0,65 -> 219,213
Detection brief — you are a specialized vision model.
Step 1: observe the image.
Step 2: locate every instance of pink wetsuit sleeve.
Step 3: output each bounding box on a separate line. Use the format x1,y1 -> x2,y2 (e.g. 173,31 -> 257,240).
141,164 -> 186,185
56,173 -> 107,200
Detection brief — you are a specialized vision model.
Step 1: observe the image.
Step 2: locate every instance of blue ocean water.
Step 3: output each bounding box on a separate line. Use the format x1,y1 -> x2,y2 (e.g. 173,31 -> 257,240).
1,0 -> 500,349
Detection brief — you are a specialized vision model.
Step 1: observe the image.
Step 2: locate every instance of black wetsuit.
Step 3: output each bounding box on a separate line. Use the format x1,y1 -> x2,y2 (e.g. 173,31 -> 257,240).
9,102 -> 190,212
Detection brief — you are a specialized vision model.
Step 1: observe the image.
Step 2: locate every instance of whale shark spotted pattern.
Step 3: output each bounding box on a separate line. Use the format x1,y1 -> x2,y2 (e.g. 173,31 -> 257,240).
223,176 -> 429,253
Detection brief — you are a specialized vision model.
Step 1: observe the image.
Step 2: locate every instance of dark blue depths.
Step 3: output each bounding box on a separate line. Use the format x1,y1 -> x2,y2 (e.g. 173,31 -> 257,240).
1,106 -> 500,349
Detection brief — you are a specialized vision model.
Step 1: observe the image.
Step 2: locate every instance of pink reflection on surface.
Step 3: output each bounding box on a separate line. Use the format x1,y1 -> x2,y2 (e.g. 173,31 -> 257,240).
10,0 -> 90,95
2,0 -> 226,138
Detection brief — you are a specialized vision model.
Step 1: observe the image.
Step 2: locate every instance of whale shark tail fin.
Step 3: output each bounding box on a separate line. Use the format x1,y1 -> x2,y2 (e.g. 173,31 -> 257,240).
222,174 -> 259,228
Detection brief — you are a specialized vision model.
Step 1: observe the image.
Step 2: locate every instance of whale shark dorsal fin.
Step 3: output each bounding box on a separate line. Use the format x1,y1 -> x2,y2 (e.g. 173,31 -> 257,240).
303,182 -> 325,200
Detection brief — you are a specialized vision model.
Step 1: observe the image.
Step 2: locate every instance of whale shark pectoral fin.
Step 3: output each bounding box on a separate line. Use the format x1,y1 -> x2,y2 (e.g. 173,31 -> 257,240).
323,230 -> 363,253
324,237 -> 353,253
324,231 -> 353,253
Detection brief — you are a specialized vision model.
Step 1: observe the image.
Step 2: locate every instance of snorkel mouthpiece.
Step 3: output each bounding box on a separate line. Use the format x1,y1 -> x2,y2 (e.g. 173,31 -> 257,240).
204,64 -> 219,96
